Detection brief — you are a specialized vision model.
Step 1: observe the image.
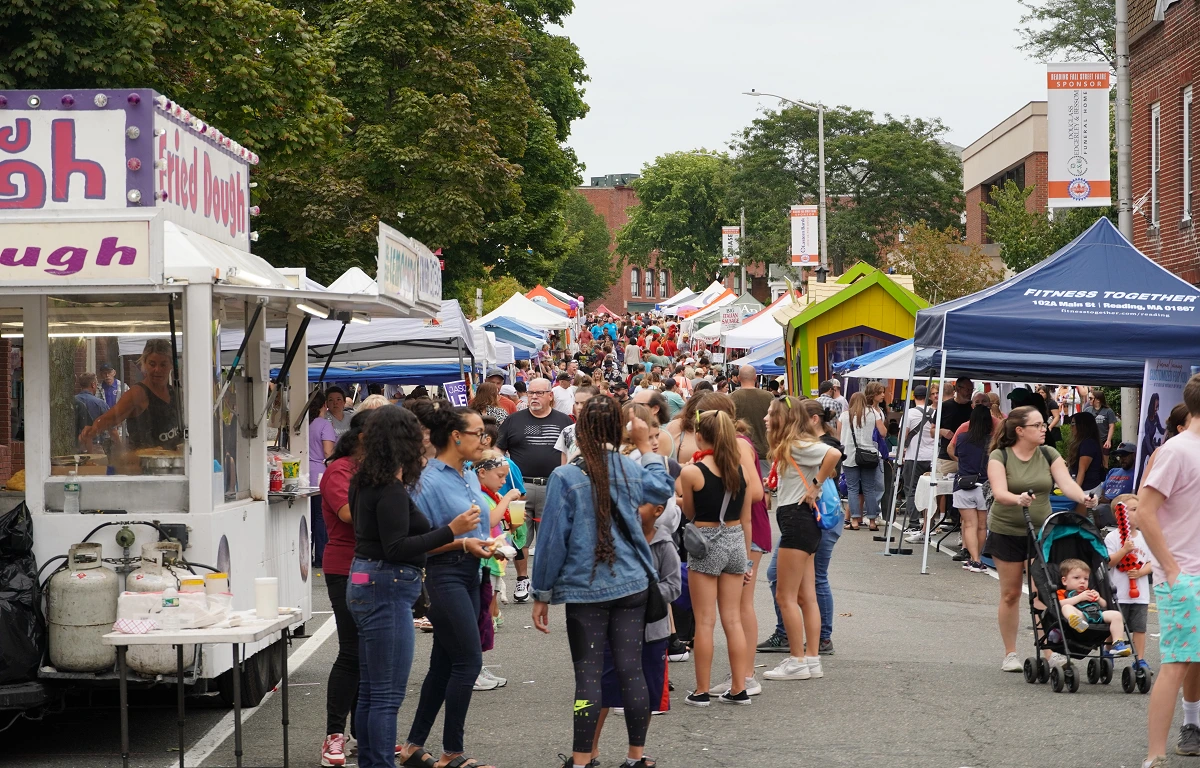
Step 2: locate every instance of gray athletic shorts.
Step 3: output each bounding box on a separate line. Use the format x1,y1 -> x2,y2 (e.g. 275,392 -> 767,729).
687,525 -> 748,577
1119,602 -> 1149,634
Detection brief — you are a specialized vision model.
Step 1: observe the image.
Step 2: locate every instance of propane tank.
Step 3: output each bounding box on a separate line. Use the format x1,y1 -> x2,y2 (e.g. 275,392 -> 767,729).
46,543 -> 119,673
124,542 -> 195,676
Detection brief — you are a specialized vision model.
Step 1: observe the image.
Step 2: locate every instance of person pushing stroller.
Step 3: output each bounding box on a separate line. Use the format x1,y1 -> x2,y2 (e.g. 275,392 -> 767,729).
1058,558 -> 1132,656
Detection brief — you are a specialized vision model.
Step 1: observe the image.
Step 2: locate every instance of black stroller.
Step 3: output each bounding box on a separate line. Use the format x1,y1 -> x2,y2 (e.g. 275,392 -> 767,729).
1020,507 -> 1152,694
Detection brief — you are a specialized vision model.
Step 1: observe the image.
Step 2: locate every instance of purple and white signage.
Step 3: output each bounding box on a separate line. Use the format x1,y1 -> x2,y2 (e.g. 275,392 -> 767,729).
0,210 -> 164,286
0,89 -> 257,252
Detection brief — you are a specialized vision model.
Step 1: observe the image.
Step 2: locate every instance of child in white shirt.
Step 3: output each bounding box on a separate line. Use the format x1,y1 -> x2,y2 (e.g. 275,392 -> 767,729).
1104,493 -> 1153,663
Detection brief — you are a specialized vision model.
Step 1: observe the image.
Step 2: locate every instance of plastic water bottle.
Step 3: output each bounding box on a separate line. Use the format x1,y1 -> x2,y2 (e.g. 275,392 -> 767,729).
62,471 -> 81,514
160,587 -> 181,630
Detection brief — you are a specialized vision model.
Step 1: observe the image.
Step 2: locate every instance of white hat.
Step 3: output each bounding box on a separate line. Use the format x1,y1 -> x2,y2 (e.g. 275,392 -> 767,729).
684,357 -> 696,365
830,377 -> 842,389
499,384 -> 517,396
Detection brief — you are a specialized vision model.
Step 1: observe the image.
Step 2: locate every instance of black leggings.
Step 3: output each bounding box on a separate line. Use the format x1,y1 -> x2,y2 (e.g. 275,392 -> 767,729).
565,590 -> 650,754
325,573 -> 358,737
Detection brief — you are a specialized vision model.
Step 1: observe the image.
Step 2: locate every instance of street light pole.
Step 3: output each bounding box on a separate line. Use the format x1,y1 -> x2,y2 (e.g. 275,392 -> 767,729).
744,90 -> 829,280
740,206 -> 747,293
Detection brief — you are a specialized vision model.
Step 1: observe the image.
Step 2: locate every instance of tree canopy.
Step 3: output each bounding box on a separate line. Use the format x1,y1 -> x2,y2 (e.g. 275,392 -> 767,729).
552,192 -> 616,302
1017,0 -> 1114,67
885,223 -> 1003,303
981,180 -> 1111,272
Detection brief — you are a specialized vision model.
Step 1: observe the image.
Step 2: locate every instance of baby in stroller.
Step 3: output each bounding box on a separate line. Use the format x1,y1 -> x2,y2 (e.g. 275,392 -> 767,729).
1058,558 -> 1132,656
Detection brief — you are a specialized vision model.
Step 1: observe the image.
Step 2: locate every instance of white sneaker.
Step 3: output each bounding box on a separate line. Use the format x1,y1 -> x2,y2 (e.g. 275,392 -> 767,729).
1001,652 -> 1022,672
480,667 -> 507,687
804,657 -> 823,679
497,578 -> 508,605
904,529 -> 928,543
708,673 -> 732,695
472,671 -> 501,691
763,656 -> 811,680
744,675 -> 763,696
611,706 -> 624,714
513,577 -> 530,603
1049,652 -> 1069,668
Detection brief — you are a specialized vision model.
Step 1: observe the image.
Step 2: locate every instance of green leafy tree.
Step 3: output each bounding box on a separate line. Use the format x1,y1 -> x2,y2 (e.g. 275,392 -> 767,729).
981,180 -> 1112,272
1017,0 -> 1114,67
615,152 -> 733,289
552,192 -> 616,302
727,105 -> 963,273
449,268 -> 527,317
885,223 -> 1004,303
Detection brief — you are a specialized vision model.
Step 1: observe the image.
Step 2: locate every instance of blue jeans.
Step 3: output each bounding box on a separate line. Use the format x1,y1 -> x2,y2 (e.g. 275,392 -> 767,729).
407,553 -> 483,755
347,558 -> 423,768
767,527 -> 840,642
844,463 -> 884,520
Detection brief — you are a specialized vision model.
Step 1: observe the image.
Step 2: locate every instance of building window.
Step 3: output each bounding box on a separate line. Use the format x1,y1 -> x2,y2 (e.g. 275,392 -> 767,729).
630,268 -> 640,297
644,269 -> 654,298
1185,86 -> 1194,221
659,270 -> 668,298
1152,102 -> 1161,227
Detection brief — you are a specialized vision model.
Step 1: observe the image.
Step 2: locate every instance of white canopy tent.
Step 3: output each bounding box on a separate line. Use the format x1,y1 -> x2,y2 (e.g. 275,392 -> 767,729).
692,321 -> 723,341
721,292 -> 796,349
657,287 -> 698,313
839,344 -> 915,380
477,292 -> 571,330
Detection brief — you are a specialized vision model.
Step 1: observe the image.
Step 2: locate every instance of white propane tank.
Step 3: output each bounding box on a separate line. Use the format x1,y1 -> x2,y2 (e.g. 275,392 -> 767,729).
46,543 -> 119,673
124,542 -> 195,676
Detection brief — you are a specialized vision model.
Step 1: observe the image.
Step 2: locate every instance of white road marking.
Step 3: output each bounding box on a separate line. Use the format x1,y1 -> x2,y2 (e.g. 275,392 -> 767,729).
171,617 -> 337,768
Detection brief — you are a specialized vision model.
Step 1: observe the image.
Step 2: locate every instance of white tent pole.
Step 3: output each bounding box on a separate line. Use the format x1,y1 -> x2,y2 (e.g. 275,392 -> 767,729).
921,352 -> 949,575
882,351 -> 918,556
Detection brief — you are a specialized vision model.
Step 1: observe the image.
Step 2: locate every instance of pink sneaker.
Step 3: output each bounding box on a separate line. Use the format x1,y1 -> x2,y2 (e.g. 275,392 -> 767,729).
321,733 -> 346,767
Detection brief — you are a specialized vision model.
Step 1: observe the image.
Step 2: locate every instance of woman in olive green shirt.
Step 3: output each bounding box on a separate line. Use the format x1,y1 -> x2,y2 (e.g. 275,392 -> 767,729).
985,405 -> 1097,673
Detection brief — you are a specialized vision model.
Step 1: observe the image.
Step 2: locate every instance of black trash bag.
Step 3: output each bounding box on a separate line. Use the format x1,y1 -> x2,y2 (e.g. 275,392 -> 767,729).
0,502 -> 44,684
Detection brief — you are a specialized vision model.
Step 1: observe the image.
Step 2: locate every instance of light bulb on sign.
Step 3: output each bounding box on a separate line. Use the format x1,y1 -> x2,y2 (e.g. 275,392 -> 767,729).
127,190 -> 142,204
126,126 -> 140,140
93,93 -> 108,108
249,206 -> 260,216
60,95 -> 74,107
127,93 -> 141,106
249,231 -> 260,242
127,158 -> 142,171
26,95 -> 40,109
0,96 -> 7,108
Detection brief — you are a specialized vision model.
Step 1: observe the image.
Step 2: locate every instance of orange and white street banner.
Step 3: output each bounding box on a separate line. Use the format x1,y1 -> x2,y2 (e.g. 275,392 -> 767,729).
790,205 -> 819,266
1047,63 -> 1111,208
721,226 -> 740,266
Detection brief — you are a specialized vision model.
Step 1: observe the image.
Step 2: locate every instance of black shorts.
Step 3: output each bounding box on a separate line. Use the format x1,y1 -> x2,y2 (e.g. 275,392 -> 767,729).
777,503 -> 820,554
984,531 -> 1032,563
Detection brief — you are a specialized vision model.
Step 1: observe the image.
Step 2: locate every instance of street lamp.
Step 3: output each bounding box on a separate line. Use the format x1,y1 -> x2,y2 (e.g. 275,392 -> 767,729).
744,89 -> 829,281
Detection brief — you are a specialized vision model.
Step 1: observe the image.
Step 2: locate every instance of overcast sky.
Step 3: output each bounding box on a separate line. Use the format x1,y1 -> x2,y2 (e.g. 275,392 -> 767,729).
558,0 -> 1052,183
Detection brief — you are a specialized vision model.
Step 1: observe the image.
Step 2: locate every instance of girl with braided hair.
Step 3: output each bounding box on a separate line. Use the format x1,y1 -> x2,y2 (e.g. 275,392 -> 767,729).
532,394 -> 675,768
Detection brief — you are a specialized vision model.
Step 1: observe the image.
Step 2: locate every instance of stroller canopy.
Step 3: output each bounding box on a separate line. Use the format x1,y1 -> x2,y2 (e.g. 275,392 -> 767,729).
1039,511 -> 1109,567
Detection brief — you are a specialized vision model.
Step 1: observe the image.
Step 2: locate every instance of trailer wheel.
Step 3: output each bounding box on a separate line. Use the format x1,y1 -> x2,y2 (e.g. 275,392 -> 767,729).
217,637 -> 283,708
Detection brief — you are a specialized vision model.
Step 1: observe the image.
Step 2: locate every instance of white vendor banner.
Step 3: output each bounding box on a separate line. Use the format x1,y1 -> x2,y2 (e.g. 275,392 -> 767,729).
721,226 -> 740,266
1134,358 -> 1200,485
720,308 -> 742,331
790,205 -> 818,266
1047,63 -> 1111,208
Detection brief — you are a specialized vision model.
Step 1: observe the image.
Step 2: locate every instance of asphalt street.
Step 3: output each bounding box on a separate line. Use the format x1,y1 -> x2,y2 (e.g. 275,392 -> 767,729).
5,528 -> 1172,768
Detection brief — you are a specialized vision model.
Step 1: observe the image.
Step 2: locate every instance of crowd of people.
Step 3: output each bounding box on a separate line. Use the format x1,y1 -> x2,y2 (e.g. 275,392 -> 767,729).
298,309 -> 1200,768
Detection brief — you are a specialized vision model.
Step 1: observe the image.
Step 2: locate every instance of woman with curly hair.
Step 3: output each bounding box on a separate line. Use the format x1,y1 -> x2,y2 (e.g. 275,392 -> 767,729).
346,407 -> 481,768
531,395 -> 675,768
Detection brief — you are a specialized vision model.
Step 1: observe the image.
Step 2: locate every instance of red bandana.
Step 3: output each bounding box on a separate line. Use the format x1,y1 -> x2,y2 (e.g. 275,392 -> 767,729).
691,449 -> 714,464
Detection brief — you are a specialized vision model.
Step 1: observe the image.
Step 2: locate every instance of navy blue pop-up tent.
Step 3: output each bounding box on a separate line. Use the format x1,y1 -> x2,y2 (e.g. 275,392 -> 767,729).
914,217 -> 1200,383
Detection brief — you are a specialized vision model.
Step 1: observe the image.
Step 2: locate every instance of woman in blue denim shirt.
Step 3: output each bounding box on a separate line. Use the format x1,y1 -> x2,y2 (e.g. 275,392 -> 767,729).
399,403 -> 498,768
531,395 -> 674,768
347,407 -> 481,768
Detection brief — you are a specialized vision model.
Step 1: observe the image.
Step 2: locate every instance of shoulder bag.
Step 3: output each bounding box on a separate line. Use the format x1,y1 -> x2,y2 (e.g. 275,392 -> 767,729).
785,452 -> 844,531
682,490 -> 731,560
849,411 -> 881,469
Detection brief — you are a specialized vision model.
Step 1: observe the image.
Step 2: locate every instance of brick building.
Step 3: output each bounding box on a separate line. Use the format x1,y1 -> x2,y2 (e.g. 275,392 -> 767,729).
577,175 -> 674,314
961,101 -> 1049,245
1129,0 -> 1200,284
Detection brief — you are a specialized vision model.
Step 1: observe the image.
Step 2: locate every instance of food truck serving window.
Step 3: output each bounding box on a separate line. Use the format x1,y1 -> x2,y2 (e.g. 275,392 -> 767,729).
48,295 -> 186,477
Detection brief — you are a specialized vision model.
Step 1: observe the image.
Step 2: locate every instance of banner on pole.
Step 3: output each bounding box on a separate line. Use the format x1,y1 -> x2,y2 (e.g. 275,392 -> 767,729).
1133,358 -> 1200,486
444,379 -> 471,408
1047,63 -> 1111,208
790,205 -> 819,266
721,226 -> 741,266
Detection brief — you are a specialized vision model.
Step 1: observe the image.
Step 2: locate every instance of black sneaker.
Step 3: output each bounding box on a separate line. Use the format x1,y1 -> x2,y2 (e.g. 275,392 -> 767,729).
684,692 -> 710,707
718,689 -> 752,705
952,548 -> 970,562
818,638 -> 834,655
756,631 -> 789,653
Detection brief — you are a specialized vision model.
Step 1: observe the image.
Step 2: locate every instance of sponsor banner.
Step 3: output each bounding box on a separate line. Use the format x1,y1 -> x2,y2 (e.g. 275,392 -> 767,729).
1134,359 -> 1200,486
1019,287 -> 1197,320
721,226 -> 740,266
0,211 -> 163,285
790,205 -> 819,266
444,379 -> 470,408
1047,64 -> 1111,208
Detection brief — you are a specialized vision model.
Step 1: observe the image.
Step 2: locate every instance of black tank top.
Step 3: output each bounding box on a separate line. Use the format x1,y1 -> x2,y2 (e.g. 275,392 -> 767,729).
693,464 -> 746,524
127,382 -> 183,450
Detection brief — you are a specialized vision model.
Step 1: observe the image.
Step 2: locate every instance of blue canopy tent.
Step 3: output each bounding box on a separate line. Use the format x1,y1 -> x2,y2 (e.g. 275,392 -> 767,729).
833,338 -> 913,375
479,316 -> 544,352
891,218 -> 1200,573
274,364 -> 469,386
733,338 -> 786,377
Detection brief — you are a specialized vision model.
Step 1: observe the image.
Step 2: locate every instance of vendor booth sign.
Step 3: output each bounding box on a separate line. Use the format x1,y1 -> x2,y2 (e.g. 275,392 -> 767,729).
1134,358 -> 1200,485
0,211 -> 163,286
0,89 -> 256,251
377,223 -> 443,313
1047,64 -> 1111,208
790,205 -> 818,266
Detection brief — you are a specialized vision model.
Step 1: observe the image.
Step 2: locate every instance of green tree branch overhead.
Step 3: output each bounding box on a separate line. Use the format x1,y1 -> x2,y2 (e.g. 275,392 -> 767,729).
1017,0 -> 1115,68
981,180 -> 1114,272
552,192 -> 617,302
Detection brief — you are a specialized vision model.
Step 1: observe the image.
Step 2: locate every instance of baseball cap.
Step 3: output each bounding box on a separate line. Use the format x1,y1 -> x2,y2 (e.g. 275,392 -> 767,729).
1112,442 -> 1137,456
912,384 -> 928,399
499,384 -> 517,396
485,367 -> 507,379
830,378 -> 842,389
99,363 -> 115,372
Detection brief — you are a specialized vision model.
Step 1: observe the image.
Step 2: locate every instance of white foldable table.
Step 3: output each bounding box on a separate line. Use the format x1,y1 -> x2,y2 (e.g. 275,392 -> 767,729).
102,610 -> 302,768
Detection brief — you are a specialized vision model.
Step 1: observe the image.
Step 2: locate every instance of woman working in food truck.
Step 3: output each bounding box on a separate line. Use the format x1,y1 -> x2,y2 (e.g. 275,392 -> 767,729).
78,339 -> 182,453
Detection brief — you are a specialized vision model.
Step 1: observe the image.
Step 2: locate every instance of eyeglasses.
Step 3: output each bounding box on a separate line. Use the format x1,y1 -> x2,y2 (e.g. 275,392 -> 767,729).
1019,422 -> 1048,430
528,389 -> 551,396
459,429 -> 487,439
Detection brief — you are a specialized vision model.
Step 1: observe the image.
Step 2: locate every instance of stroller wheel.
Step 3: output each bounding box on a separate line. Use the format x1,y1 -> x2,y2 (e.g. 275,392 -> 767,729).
1137,667 -> 1152,694
1036,656 -> 1050,684
1086,658 -> 1099,684
1122,665 -> 1136,693
1100,657 -> 1114,684
1022,657 -> 1037,683
1050,666 -> 1064,692
1064,663 -> 1079,693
